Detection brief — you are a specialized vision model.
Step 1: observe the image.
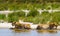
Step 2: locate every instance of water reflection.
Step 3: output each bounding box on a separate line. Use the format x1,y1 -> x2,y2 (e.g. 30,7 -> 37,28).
12,29 -> 57,33
37,30 -> 57,33
0,29 -> 60,36
12,29 -> 30,33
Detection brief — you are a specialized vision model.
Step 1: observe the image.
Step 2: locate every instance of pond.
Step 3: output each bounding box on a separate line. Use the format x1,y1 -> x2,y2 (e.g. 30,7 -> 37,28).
0,28 -> 60,36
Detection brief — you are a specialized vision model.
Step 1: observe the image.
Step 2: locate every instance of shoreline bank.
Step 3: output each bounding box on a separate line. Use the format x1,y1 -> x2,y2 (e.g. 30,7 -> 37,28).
0,23 -> 60,30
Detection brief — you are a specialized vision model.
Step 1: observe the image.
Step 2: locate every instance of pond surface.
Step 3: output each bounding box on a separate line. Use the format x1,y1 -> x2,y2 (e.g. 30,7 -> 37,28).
0,28 -> 60,36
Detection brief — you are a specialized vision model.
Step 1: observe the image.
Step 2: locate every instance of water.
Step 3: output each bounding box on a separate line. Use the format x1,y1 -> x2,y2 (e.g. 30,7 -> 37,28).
0,29 -> 60,36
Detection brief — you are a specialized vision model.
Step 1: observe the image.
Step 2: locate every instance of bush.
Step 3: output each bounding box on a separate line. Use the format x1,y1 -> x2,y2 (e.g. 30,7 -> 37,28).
27,9 -> 39,17
8,11 -> 25,22
50,12 -> 60,24
0,14 -> 6,20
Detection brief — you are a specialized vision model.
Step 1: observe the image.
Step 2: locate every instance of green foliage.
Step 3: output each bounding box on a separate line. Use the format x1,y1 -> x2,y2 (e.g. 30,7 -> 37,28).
8,11 -> 25,22
23,17 -> 40,24
0,0 -> 60,10
0,14 -> 6,20
0,3 -> 8,10
27,9 -> 39,17
40,11 -> 51,24
52,3 -> 60,9
0,0 -> 60,24
51,12 -> 60,23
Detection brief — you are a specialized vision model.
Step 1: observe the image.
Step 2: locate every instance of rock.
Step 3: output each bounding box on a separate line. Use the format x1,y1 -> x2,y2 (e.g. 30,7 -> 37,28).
57,26 -> 60,29
31,24 -> 38,29
24,24 -> 31,29
42,24 -> 49,29
36,24 -> 43,30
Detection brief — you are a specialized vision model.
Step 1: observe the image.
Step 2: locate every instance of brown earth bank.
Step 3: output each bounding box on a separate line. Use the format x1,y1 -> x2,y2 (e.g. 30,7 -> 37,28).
11,22 -> 60,30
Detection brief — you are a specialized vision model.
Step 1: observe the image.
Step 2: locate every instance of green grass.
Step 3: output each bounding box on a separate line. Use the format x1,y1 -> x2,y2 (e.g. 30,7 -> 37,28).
0,1 -> 60,24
